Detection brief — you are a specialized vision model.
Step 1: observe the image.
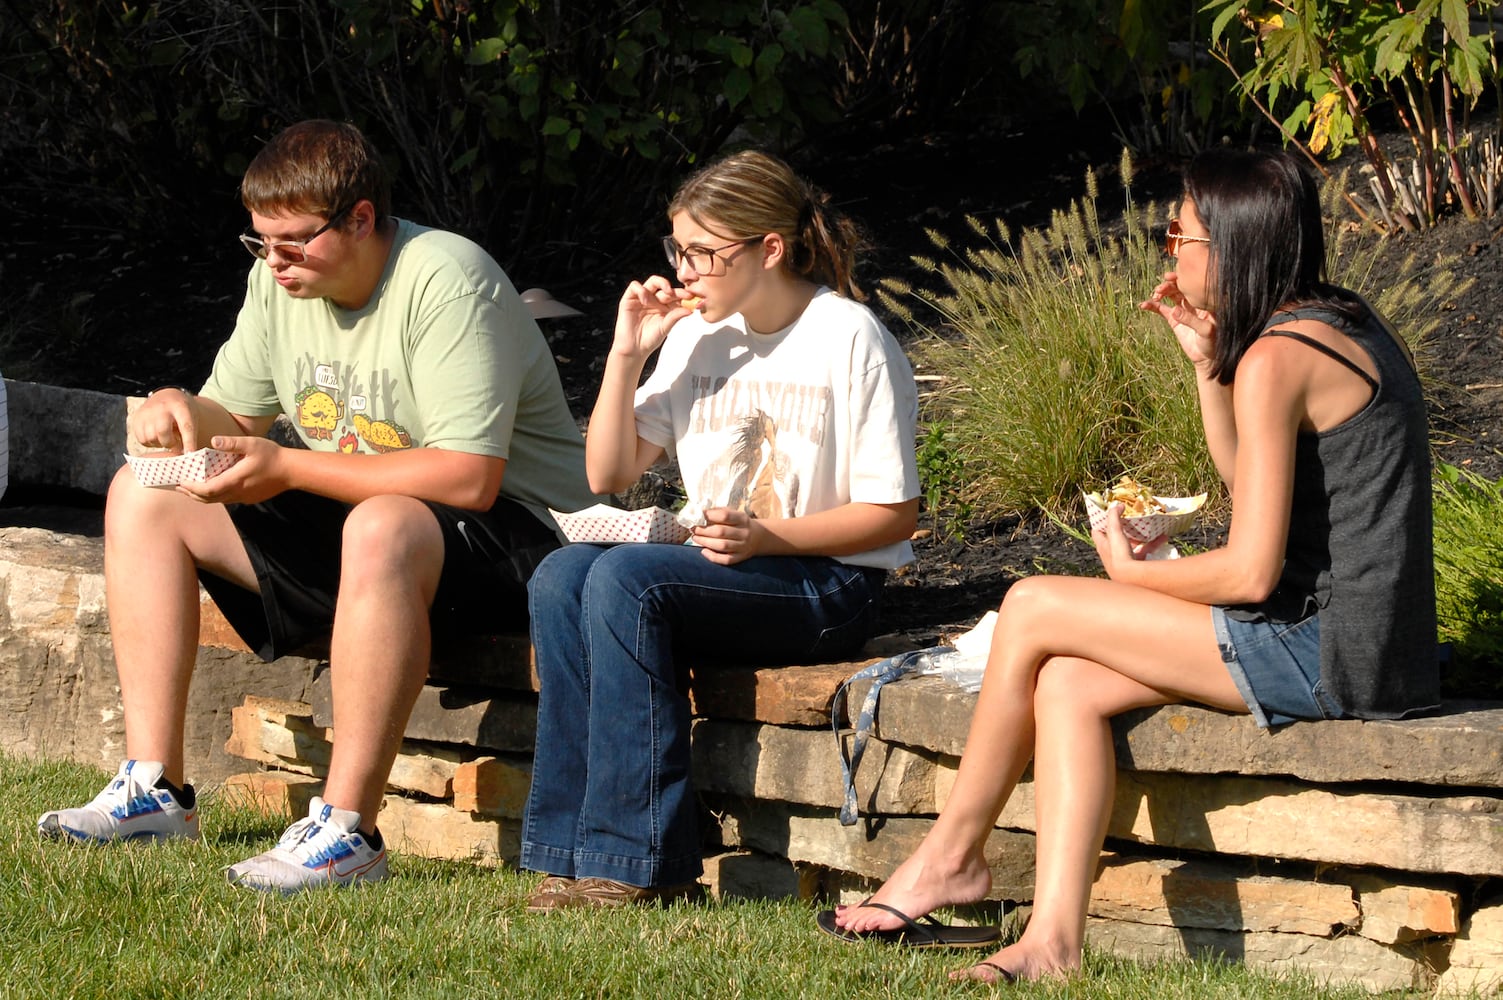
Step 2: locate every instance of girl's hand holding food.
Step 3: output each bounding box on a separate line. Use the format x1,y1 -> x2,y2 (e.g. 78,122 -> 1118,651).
1092,502 -> 1168,580
1140,272 -> 1217,368
613,275 -> 698,362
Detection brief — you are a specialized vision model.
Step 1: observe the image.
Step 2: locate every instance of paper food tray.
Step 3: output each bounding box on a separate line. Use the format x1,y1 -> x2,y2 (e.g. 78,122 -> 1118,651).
125,448 -> 242,488
549,504 -> 692,545
1083,491 -> 1207,543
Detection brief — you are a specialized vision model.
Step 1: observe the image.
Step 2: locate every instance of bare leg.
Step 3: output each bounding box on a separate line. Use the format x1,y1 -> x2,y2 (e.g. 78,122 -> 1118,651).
834,574 -> 1244,942
105,468 -> 256,786
319,496 -> 445,828
952,655 -> 1173,982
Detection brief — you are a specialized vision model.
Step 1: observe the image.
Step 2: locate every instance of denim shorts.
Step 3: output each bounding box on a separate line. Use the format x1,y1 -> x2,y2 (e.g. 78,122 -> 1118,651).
1211,607 -> 1344,728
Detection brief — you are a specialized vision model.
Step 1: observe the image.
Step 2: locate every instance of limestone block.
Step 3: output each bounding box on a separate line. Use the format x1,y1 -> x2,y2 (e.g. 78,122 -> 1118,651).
1346,876 -> 1461,943
1088,854 -> 1358,936
197,591 -> 251,652
691,662 -> 874,728
221,770 -> 321,821
846,674 -> 977,758
701,850 -> 816,902
821,868 -> 882,906
1085,917 -> 1440,993
687,635 -> 920,728
0,527 -> 107,633
386,746 -> 463,800
225,696 -> 465,799
709,797 -> 1037,901
1438,901 -> 1503,996
377,795 -> 518,866
1113,702 -> 1503,790
4,380 -> 128,495
452,755 -> 532,818
861,676 -> 1503,789
310,673 -> 537,752
1110,771 -> 1503,876
225,697 -> 325,772
692,718 -> 954,816
0,525 -> 317,782
428,632 -> 536,691
693,720 -> 1503,878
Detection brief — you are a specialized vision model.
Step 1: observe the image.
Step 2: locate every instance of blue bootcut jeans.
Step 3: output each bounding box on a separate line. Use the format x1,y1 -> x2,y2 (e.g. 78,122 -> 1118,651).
520,542 -> 885,888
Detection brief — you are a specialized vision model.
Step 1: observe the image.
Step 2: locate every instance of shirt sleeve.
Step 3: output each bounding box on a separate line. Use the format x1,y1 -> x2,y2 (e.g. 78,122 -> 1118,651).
199,270 -> 281,417
405,291 -> 527,458
846,323 -> 921,505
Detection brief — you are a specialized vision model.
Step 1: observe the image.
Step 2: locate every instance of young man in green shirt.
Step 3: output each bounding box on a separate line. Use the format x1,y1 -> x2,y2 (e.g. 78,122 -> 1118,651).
38,119 -> 597,893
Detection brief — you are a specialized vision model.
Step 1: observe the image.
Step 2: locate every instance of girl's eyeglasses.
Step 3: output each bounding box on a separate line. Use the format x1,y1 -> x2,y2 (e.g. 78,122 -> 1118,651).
239,205 -> 352,263
1165,219 -> 1211,257
662,236 -> 756,275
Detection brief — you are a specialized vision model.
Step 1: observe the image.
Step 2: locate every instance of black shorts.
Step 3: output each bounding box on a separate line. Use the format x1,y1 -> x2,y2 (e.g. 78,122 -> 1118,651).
199,489 -> 561,660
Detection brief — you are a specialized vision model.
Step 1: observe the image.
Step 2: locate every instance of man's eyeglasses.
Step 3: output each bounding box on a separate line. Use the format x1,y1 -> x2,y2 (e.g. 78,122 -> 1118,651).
239,206 -> 352,263
1165,219 -> 1211,256
661,236 -> 757,275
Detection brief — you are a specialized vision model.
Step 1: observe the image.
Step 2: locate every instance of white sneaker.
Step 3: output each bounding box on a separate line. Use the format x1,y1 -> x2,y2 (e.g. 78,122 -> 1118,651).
225,796 -> 387,894
37,759 -> 199,843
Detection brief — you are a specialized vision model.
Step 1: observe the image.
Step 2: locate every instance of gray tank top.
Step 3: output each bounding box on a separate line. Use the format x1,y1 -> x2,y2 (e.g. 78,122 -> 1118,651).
1223,298 -> 1439,718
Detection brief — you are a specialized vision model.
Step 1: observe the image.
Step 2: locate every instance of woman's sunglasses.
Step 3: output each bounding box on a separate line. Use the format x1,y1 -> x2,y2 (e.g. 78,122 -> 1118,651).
1165,219 -> 1211,256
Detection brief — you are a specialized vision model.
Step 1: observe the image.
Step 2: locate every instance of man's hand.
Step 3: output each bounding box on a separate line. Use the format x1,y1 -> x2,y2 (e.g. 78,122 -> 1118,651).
176,436 -> 288,505
129,389 -> 199,454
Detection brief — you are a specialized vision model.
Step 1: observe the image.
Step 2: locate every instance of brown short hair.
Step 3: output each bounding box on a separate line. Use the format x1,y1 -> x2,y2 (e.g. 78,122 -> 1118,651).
668,150 -> 867,300
240,120 -> 391,222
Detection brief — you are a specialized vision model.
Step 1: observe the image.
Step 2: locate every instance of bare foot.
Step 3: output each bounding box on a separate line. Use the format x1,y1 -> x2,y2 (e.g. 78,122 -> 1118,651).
833,843 -> 992,933
948,938 -> 1079,984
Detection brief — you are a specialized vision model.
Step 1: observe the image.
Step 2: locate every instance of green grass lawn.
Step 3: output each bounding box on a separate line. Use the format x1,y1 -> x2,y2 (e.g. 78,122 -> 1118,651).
0,754 -> 1403,999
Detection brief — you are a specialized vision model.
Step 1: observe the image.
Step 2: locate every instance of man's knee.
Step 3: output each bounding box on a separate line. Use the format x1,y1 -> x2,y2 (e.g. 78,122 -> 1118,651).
105,464 -> 237,555
340,496 -> 444,579
105,463 -> 180,531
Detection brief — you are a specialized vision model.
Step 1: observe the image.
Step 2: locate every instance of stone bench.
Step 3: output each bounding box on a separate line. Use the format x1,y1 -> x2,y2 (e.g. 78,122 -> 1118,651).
3,378 -> 1501,993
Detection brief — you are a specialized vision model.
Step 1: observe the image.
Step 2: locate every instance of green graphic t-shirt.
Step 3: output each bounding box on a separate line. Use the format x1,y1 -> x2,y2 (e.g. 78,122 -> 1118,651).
201,219 -> 596,523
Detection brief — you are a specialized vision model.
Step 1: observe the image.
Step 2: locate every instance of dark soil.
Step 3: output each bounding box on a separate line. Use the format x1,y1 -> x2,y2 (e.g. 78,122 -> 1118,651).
3,120 -> 1500,640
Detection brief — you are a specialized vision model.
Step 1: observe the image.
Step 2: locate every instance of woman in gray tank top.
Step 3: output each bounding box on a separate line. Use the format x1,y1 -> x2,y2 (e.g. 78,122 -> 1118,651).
818,149 -> 1438,983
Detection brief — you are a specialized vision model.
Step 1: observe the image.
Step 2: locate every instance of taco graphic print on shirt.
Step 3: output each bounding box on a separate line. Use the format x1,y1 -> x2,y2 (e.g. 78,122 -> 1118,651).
353,413 -> 413,453
293,387 -> 344,441
291,358 -> 414,455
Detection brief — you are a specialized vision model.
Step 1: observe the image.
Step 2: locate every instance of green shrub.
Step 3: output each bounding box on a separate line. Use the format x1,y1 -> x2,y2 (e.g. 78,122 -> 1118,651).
883,155 -> 1472,530
1433,462 -> 1503,697
1206,0 -> 1502,228
913,422 -> 972,540
881,152 -> 1214,526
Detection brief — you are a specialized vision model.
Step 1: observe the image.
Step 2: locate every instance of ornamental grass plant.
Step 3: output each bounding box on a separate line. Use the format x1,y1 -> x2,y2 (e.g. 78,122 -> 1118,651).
1432,463 -> 1503,698
0,753 -> 1402,999
881,153 -> 1471,531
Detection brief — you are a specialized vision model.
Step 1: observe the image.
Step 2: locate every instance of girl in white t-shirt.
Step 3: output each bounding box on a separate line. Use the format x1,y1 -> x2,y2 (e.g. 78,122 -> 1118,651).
520,150 -> 921,908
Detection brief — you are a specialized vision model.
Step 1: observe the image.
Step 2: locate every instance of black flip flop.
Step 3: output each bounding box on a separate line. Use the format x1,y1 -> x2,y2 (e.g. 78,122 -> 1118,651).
814,900 -> 1000,949
969,961 -> 1017,984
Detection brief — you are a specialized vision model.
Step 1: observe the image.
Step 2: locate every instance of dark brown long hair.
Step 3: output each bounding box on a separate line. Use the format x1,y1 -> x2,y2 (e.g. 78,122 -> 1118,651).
1186,148 -> 1364,384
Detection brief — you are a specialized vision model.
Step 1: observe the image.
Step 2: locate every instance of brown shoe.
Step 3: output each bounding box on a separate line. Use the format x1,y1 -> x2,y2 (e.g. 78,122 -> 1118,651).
565,876 -> 704,909
525,875 -> 577,913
